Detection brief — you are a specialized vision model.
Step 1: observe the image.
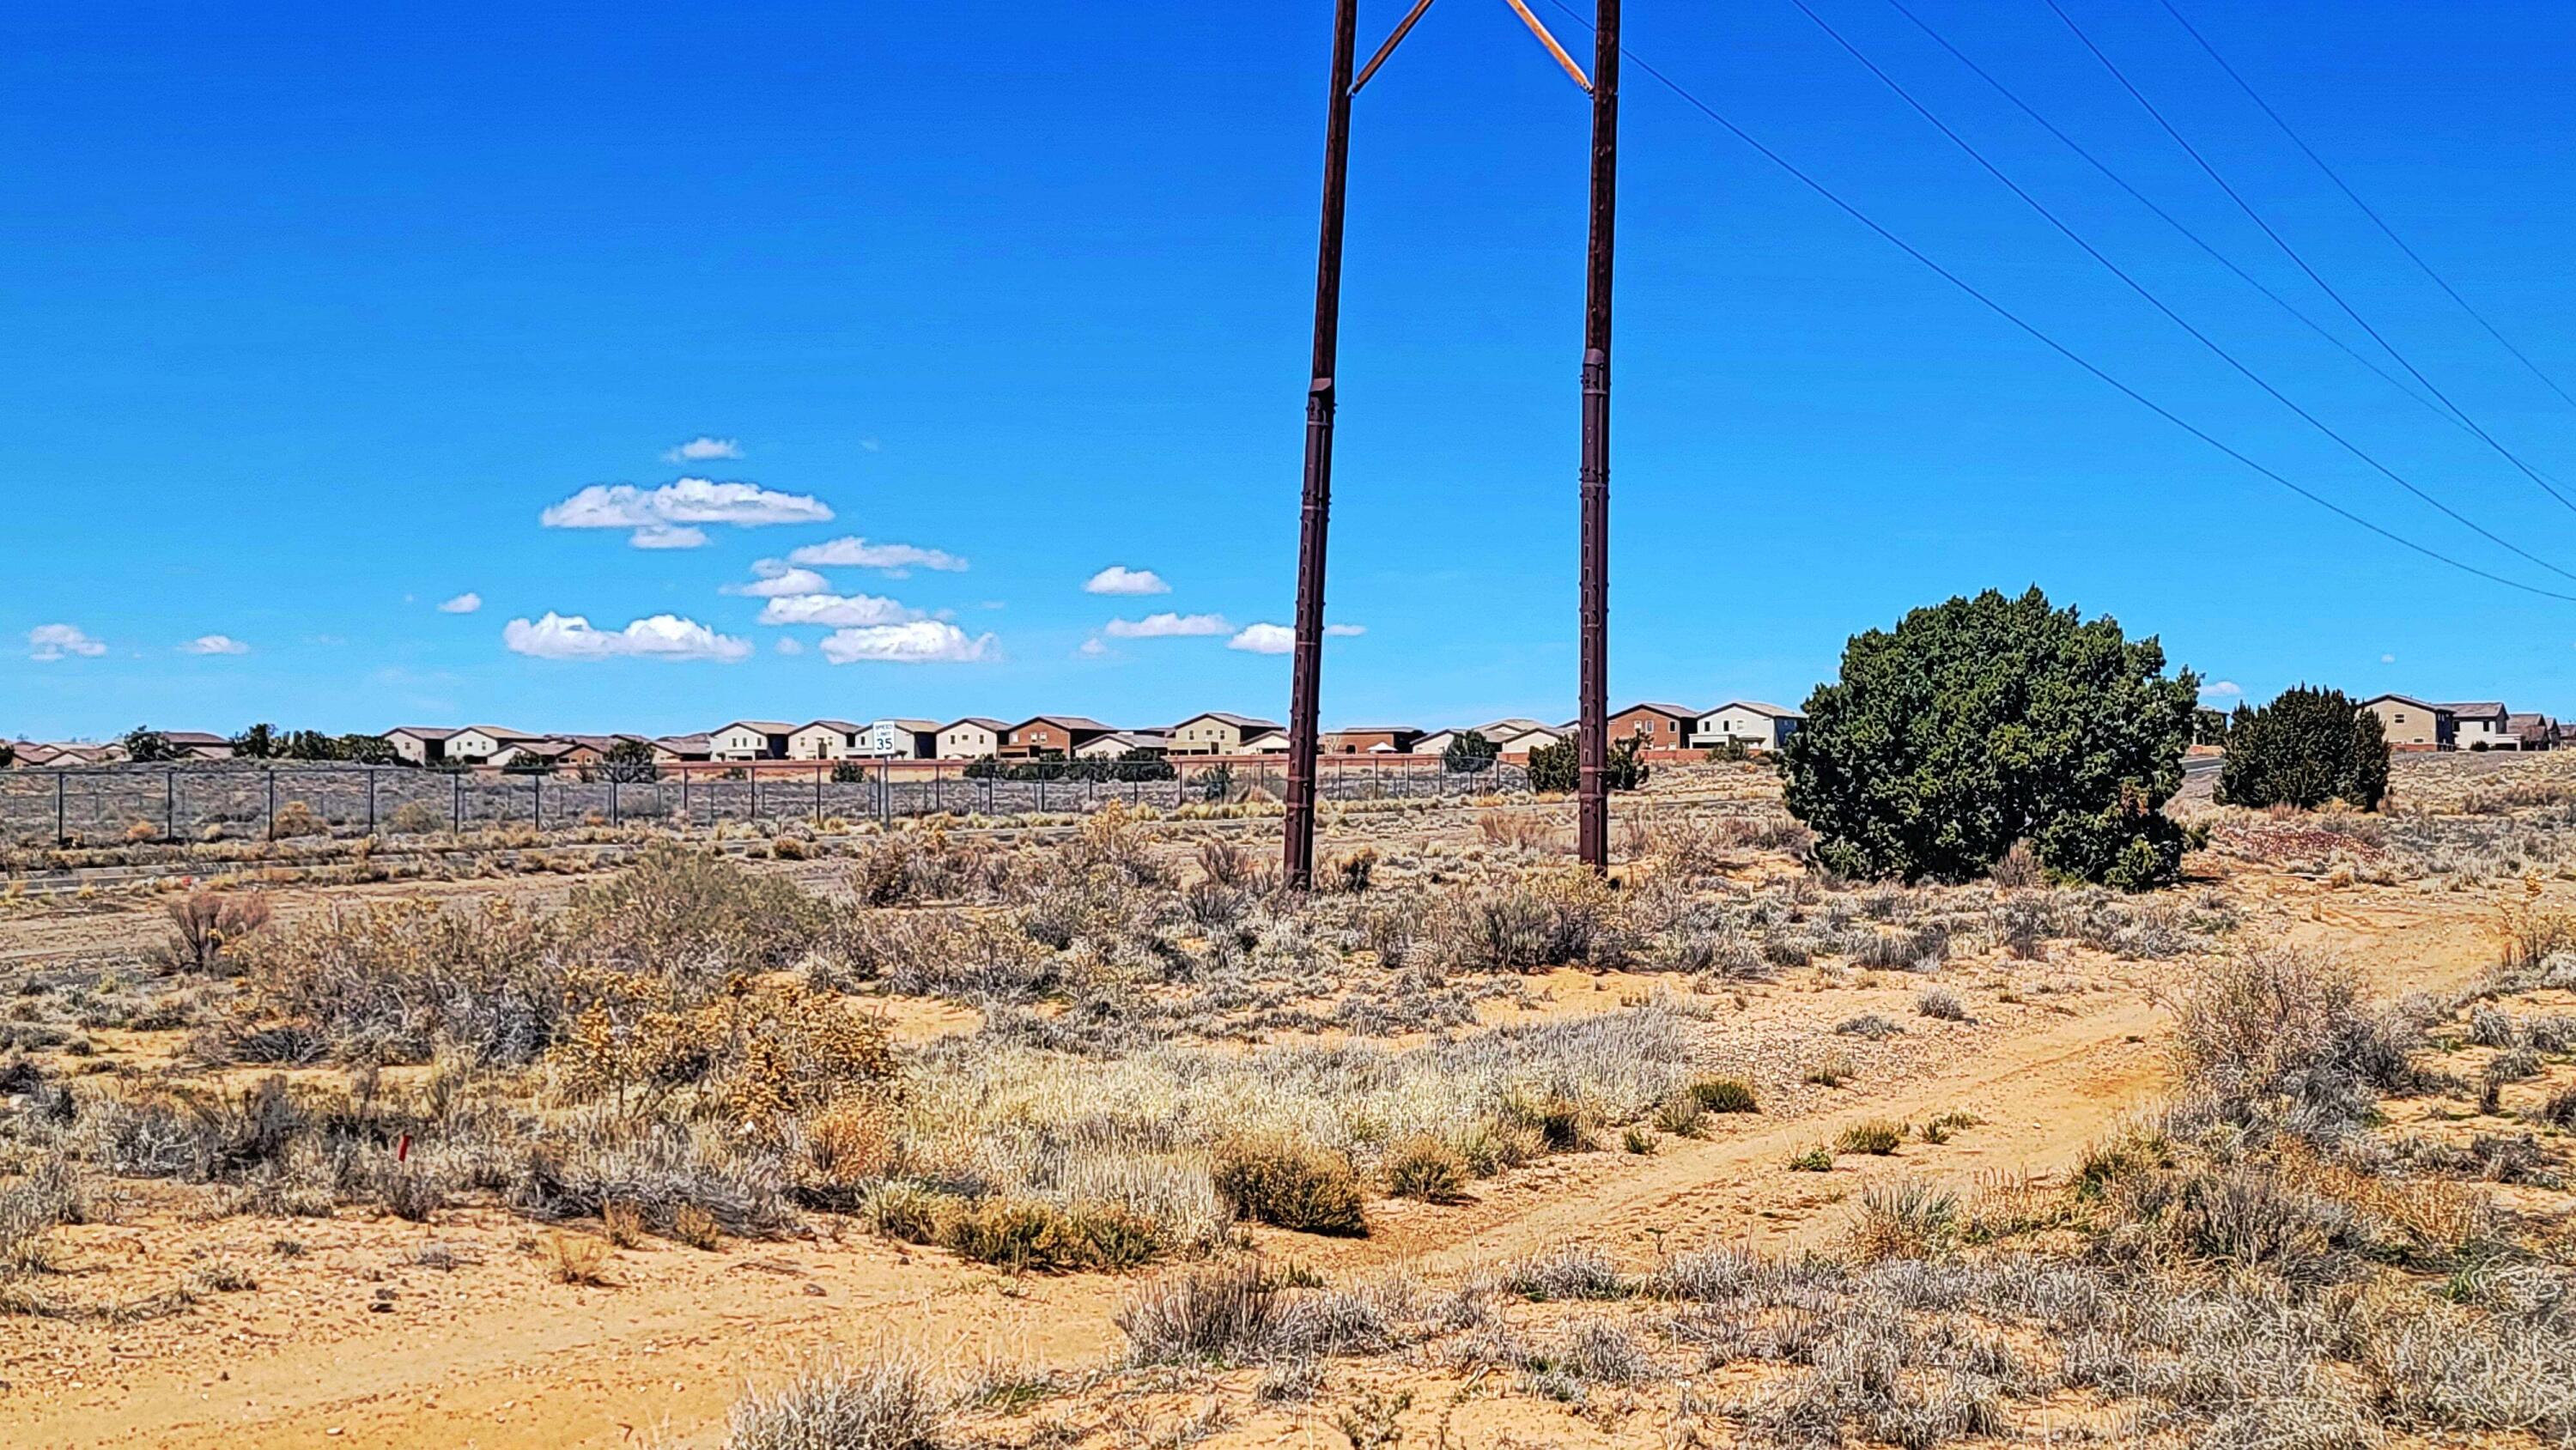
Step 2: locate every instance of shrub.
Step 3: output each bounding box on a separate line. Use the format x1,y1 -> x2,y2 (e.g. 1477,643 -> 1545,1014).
1528,737 -> 1650,795
1383,1135 -> 1467,1203
1688,1077 -> 1759,1113
1917,986 -> 1972,1022
1116,1259 -> 1281,1364
1781,587 -> 2196,887
538,1231 -> 611,1285
2170,946 -> 2414,1138
152,891 -> 273,974
1846,1181 -> 1959,1260
385,800 -> 444,835
2216,686 -> 2390,811
726,1352 -> 945,1450
1211,1135 -> 1369,1236
1838,1119 -> 1905,1156
1442,730 -> 1501,774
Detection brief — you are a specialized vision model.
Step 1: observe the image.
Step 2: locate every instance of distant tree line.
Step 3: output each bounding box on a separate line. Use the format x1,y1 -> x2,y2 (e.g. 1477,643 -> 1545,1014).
120,724 -> 396,764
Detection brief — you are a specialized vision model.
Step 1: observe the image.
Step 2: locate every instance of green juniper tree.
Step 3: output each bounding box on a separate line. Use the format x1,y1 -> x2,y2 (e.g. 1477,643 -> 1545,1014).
2215,686 -> 2389,811
1782,587 -> 2197,889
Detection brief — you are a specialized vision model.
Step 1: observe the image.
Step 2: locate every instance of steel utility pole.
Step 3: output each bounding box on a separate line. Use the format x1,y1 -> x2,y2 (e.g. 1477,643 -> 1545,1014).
1575,0 -> 1619,871
1282,0 -> 1362,891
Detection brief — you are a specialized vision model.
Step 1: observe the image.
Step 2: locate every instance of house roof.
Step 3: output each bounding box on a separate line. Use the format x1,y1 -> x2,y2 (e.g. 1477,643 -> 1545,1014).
2434,701 -> 2508,718
459,725 -> 544,742
2359,694 -> 2440,712
1709,701 -> 1807,719
1176,711 -> 1281,731
717,720 -> 799,736
654,733 -> 712,750
162,731 -> 230,747
1474,718 -> 1547,737
1093,730 -> 1170,750
796,720 -> 865,734
942,717 -> 1010,732
386,725 -> 462,741
875,719 -> 942,733
1010,715 -> 1113,733
1616,702 -> 1701,721
1325,725 -> 1421,736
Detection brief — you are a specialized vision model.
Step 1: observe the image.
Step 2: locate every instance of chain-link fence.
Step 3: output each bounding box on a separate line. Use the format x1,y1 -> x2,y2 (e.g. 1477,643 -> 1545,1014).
1,755 -> 1537,849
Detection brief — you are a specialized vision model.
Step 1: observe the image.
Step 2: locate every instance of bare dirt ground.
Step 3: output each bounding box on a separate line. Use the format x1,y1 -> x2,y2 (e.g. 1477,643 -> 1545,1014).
1,758 -> 2568,1448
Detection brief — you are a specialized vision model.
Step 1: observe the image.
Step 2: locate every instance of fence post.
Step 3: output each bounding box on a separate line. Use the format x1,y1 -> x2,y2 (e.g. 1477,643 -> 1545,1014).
814,763 -> 823,825
54,770 -> 65,846
750,767 -> 760,824
265,767 -> 276,841
366,768 -> 376,835
680,770 -> 691,833
610,777 -> 620,826
167,767 -> 177,840
453,772 -> 462,833
532,774 -> 542,832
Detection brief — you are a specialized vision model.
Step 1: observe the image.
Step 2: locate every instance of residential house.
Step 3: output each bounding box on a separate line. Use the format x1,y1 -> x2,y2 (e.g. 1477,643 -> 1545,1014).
1607,703 -> 1700,750
936,718 -> 1010,761
444,726 -> 544,766
2359,695 -> 2451,751
1168,712 -> 1281,755
1239,730 -> 1290,755
1076,729 -> 1170,760
163,731 -> 235,761
1319,725 -> 1421,755
653,734 -> 714,765
385,726 -> 461,767
1004,715 -> 1115,757
489,737 -> 598,771
2510,712 -> 2557,750
1491,721 -> 1563,755
1692,701 -> 1806,752
710,721 -> 796,761
855,719 -> 942,759
2440,701 -> 2516,750
786,720 -> 865,761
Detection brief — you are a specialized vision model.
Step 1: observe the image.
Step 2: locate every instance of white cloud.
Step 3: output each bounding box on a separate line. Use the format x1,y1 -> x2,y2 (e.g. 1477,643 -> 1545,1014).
2202,680 -> 2242,698
663,435 -> 744,463
1225,622 -> 1363,654
501,611 -> 751,662
785,536 -> 967,575
541,476 -> 831,549
775,636 -> 807,656
27,624 -> 106,661
757,593 -> 923,628
629,524 -> 710,550
819,621 -> 995,664
1078,636 -> 1110,658
1104,611 -> 1230,640
1227,622 -> 1294,655
438,592 -> 483,615
182,634 -> 250,656
724,561 -> 832,598
1084,566 -> 1170,596
2383,652 -> 2397,664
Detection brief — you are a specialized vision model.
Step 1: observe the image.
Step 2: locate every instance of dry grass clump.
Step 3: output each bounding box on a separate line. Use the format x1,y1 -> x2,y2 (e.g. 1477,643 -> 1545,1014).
2169,945 -> 2419,1141
1426,870 -> 1633,972
1212,1135 -> 1368,1236
848,826 -> 1012,906
726,1350 -> 945,1450
538,1230 -> 611,1286
1382,1134 -> 1467,1203
1117,1258 -> 1279,1364
149,890 -> 272,974
1837,1119 -> 1905,1156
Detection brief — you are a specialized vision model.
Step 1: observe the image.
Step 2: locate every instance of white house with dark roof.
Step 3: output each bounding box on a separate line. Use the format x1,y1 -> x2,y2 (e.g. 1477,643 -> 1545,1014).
936,718 -> 1009,760
2439,701 -> 2516,750
1169,712 -> 1282,755
786,720 -> 865,761
710,720 -> 796,761
856,719 -> 941,759
1692,701 -> 1807,752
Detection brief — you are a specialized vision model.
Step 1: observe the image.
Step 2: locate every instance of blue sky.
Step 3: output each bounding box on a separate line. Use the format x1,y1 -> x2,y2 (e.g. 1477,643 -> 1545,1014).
6,0 -> 2574,740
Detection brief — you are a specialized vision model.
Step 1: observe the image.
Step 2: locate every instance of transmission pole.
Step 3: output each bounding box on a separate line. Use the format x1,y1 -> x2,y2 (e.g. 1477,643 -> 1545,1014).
1283,0 -> 1361,891
1576,0 -> 1619,870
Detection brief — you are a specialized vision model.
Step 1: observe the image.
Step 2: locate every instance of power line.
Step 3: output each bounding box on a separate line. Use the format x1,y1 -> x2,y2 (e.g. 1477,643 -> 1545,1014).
1532,0 -> 2576,604
1781,0 -> 2576,584
1878,0 -> 2547,470
2158,0 -> 2576,416
2042,0 -> 2576,516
